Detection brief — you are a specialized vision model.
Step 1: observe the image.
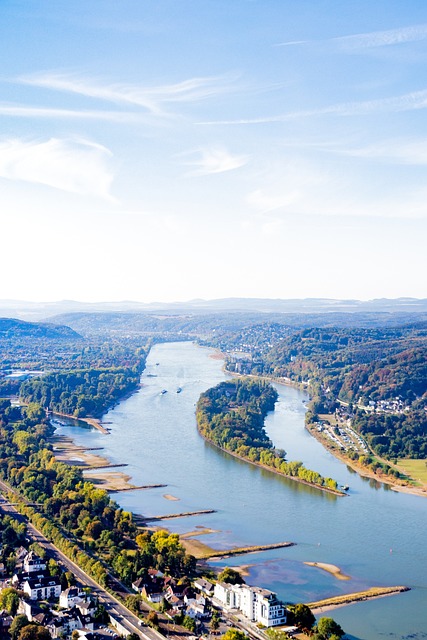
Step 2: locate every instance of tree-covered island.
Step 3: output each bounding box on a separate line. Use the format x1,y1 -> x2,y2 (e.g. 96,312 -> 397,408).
196,378 -> 342,494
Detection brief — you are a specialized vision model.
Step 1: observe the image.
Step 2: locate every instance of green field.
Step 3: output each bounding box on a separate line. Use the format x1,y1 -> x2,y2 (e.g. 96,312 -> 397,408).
396,459 -> 427,485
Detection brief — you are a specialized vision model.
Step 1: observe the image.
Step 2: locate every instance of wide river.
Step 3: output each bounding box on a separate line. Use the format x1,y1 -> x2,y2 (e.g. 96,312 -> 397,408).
55,342 -> 427,640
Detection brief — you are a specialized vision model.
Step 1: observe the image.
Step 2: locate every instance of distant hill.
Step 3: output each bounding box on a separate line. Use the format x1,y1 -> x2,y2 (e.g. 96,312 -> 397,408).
0,317 -> 81,340
0,297 -> 427,321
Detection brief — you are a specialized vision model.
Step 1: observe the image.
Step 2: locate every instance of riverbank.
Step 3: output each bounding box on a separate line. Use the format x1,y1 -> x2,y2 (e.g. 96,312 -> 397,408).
50,435 -> 137,491
307,585 -> 410,614
306,423 -> 427,498
51,411 -> 109,434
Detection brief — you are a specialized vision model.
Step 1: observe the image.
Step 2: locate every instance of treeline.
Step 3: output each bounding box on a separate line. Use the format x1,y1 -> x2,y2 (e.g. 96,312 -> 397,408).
0,399 -> 196,589
196,379 -> 339,492
20,365 -> 144,418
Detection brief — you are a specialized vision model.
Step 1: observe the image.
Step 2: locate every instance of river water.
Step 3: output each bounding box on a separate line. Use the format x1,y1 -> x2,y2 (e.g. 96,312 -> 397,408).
55,342 -> 427,640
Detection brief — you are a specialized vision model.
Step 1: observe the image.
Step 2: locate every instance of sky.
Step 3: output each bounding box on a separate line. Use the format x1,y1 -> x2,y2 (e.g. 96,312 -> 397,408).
1,0 -> 426,303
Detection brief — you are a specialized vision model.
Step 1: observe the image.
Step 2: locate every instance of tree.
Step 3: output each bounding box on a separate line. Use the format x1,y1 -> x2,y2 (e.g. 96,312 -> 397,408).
146,611 -> 159,629
222,629 -> 249,640
218,567 -> 245,585
289,603 -> 315,632
313,617 -> 345,639
0,587 -> 20,615
210,611 -> 220,632
19,625 -> 51,640
10,615 -> 29,640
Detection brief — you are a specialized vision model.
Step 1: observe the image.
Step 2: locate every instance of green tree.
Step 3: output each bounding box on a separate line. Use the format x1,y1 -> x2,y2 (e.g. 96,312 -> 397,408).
10,615 -> 29,640
19,625 -> 51,640
146,611 -> 159,629
218,567 -> 245,585
289,603 -> 315,632
222,629 -> 249,640
313,617 -> 344,639
0,587 -> 20,615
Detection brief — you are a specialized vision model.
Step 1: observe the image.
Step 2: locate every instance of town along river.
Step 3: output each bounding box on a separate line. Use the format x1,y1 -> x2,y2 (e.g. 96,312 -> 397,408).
55,342 -> 427,640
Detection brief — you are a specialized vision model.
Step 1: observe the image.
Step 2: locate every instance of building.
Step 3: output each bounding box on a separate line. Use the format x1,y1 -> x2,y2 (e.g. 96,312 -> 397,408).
59,586 -> 85,609
22,575 -> 62,601
213,582 -> 287,627
23,552 -> 47,574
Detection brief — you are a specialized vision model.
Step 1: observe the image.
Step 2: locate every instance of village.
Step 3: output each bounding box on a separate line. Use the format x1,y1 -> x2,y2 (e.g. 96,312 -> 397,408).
0,546 -> 293,640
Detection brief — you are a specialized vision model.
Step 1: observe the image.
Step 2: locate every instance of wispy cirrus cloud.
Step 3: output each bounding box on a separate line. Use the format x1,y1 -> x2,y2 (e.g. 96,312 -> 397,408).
0,103 -> 141,122
0,137 -> 115,199
198,88 -> 427,125
333,23 -> 427,50
332,137 -> 427,165
277,22 -> 427,50
18,71 -> 237,116
182,146 -> 249,176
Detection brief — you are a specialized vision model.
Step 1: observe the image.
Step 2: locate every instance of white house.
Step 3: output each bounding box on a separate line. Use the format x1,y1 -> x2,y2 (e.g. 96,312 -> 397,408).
59,586 -> 85,609
23,552 -> 47,574
213,582 -> 287,627
23,575 -> 62,601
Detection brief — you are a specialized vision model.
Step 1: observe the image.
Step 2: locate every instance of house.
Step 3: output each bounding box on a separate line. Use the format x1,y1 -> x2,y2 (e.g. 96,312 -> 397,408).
213,582 -> 287,627
193,578 -> 214,596
0,610 -> 13,634
131,577 -> 145,593
59,586 -> 85,609
23,551 -> 47,574
22,575 -> 62,601
141,582 -> 163,603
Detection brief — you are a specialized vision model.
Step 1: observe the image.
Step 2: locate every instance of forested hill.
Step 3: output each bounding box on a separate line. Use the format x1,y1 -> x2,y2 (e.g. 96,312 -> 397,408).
0,317 -> 81,340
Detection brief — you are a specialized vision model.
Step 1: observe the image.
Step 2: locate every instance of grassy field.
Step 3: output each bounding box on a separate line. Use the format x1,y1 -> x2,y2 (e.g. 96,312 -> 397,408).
396,459 -> 427,485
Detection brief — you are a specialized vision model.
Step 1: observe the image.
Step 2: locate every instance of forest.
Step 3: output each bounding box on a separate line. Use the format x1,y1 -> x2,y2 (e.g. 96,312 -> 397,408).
20,366 -> 144,418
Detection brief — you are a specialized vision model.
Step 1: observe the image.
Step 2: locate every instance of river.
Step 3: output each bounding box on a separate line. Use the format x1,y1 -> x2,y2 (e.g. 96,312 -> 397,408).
54,342 -> 427,640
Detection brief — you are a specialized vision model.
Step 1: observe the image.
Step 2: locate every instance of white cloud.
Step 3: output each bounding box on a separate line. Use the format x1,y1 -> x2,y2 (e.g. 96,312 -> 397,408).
276,23 -> 427,50
337,138 -> 427,165
19,72 -> 236,116
333,23 -> 427,50
0,138 -> 115,199
198,88 -> 427,125
183,146 -> 249,176
0,103 -> 140,122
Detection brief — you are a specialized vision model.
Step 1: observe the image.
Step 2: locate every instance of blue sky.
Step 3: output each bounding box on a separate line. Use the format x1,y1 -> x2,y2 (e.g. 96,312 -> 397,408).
1,0 -> 426,302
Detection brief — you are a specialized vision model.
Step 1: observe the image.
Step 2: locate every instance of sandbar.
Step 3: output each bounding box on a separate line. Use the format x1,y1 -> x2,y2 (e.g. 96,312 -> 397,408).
304,561 -> 350,581
163,494 -> 180,501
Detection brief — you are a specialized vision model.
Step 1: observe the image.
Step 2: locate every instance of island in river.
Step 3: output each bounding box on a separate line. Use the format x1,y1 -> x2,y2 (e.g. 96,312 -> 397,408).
196,377 -> 345,495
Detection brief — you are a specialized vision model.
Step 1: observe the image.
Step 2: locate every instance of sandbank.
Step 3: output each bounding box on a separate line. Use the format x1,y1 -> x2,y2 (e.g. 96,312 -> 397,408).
163,494 -> 180,501
304,561 -> 350,581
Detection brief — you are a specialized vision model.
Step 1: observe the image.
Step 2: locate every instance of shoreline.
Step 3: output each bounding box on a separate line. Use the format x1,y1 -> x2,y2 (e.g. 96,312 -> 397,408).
50,435 -> 137,491
51,410 -> 109,434
306,422 -> 427,499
